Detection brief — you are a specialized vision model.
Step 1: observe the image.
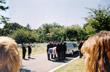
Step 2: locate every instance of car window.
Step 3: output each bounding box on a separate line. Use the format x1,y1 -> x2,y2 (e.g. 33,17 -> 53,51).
73,43 -> 77,47
66,42 -> 77,48
66,42 -> 74,49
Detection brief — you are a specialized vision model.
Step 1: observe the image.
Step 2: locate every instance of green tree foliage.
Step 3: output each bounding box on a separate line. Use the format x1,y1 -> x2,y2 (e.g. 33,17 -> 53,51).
10,29 -> 38,44
84,6 -> 110,35
26,23 -> 31,30
66,25 -> 84,41
0,22 -> 24,35
35,23 -> 65,42
0,0 -> 9,24
0,16 -> 9,24
0,0 -> 8,11
35,23 -> 85,42
46,27 -> 66,42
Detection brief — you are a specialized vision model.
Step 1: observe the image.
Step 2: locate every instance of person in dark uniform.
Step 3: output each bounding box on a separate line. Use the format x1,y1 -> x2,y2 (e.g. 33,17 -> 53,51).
60,42 -> 63,59
47,42 -> 51,60
62,42 -> 67,59
78,40 -> 84,58
56,42 -> 61,60
22,43 -> 26,59
28,43 -> 32,58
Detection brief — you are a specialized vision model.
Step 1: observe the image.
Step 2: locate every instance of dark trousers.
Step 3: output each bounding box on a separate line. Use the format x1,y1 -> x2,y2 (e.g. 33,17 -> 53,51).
22,50 -> 26,59
51,54 -> 54,59
47,53 -> 50,60
57,52 -> 60,59
60,51 -> 63,59
54,54 -> 56,58
62,51 -> 66,59
79,51 -> 83,58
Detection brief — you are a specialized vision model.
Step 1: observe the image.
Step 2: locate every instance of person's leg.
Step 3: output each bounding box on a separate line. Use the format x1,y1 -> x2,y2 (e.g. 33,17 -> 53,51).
79,51 -> 81,58
23,50 -> 26,59
57,52 -> 60,60
81,52 -> 83,58
22,51 -> 25,59
64,51 -> 66,59
51,54 -> 54,59
47,53 -> 50,60
62,51 -> 64,59
61,51 -> 63,59
28,53 -> 31,58
54,54 -> 56,58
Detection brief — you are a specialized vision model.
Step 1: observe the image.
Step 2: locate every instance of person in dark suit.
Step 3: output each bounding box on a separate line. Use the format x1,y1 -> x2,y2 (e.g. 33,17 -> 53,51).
78,40 -> 84,58
62,42 -> 67,59
22,43 -> 26,59
56,42 -> 61,60
47,42 -> 51,60
60,42 -> 64,59
28,43 -> 32,58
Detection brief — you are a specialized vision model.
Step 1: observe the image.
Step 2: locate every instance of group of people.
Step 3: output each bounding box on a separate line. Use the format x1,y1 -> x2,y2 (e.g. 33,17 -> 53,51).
1,30 -> 110,72
47,42 -> 67,60
22,43 -> 32,59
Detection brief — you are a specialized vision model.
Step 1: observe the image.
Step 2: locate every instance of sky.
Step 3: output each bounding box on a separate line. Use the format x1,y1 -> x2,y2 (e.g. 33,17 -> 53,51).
3,0 -> 110,29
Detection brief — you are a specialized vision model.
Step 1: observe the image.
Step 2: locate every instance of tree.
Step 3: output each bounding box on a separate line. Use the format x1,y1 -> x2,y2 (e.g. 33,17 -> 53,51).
66,25 -> 83,41
46,27 -> 66,42
35,23 -> 64,42
26,23 -> 31,30
0,0 -> 9,24
0,22 -> 24,36
0,0 -> 8,11
84,6 -> 110,33
10,29 -> 38,44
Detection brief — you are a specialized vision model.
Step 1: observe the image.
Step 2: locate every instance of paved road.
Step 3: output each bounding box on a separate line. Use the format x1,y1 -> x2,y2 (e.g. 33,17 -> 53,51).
20,52 -> 79,72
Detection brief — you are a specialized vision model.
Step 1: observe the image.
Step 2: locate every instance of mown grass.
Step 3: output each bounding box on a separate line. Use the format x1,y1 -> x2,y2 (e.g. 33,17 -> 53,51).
54,58 -> 85,72
18,43 -> 47,57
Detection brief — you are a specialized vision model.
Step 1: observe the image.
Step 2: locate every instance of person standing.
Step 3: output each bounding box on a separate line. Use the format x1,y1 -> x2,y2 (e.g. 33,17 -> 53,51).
47,42 -> 51,60
22,43 -> 26,59
28,43 -> 32,58
60,42 -> 63,59
63,42 -> 67,59
78,40 -> 84,58
56,42 -> 61,60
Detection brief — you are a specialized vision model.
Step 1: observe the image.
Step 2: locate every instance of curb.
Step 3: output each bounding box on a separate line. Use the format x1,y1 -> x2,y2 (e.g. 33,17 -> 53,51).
48,56 -> 79,72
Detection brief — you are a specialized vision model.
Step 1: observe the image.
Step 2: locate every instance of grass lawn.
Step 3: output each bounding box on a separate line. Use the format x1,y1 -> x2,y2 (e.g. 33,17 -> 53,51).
54,58 -> 85,72
18,43 -> 47,57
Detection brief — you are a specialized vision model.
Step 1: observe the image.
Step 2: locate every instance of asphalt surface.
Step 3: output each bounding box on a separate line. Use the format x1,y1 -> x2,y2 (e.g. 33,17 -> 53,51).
20,52 -> 79,72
